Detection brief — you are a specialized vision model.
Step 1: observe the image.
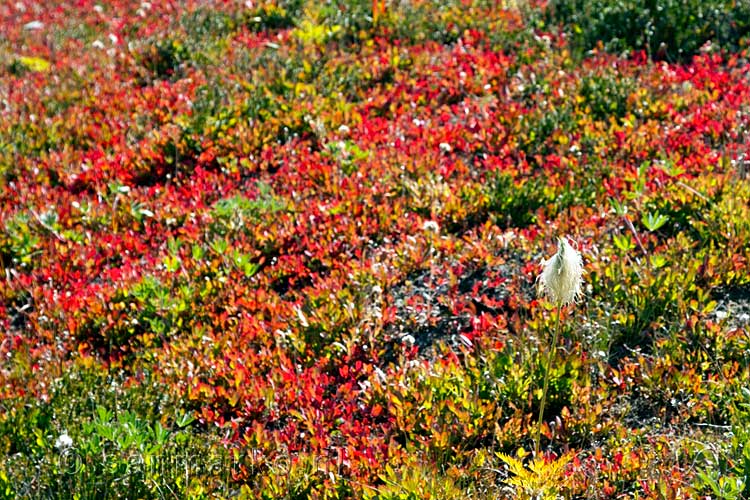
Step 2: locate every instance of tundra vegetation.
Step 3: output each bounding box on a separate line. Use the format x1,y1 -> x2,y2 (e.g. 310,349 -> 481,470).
1,0 -> 749,498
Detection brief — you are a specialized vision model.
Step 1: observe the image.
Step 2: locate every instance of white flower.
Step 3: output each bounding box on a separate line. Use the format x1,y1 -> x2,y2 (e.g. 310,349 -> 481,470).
55,432 -> 73,450
401,334 -> 415,345
422,220 -> 440,233
537,236 -> 584,306
23,20 -> 44,31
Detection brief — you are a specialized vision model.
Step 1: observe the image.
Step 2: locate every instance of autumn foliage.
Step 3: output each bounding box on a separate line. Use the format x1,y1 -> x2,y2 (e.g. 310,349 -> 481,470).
1,0 -> 749,498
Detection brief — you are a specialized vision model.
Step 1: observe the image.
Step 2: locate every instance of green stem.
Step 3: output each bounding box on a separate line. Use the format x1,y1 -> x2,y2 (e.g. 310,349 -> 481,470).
535,304 -> 562,457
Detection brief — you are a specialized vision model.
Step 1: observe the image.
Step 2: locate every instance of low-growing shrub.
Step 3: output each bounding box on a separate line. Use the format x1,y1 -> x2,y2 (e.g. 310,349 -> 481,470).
546,0 -> 750,61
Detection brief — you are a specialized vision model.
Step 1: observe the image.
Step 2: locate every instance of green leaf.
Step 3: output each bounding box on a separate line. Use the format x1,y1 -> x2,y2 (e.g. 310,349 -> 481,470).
608,197 -> 627,216
191,244 -> 205,261
151,422 -> 169,446
95,406 -> 112,424
642,211 -> 668,231
658,158 -> 685,177
175,411 -> 196,428
650,254 -> 667,269
613,233 -> 635,252
164,254 -> 181,273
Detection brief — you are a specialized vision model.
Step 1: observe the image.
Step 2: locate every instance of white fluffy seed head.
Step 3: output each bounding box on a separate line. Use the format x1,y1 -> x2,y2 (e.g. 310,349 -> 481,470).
55,432 -> 73,450
538,236 -> 584,306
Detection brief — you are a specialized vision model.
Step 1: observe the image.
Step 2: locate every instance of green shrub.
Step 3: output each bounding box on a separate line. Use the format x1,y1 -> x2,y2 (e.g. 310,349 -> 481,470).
0,363 -> 228,499
546,0 -> 750,61
578,72 -> 636,122
486,173 -> 554,229
691,386 -> 750,499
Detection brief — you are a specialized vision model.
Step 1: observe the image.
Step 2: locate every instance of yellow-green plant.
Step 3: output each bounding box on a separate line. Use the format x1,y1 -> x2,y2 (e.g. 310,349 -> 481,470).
497,451 -> 572,500
363,462 -> 465,500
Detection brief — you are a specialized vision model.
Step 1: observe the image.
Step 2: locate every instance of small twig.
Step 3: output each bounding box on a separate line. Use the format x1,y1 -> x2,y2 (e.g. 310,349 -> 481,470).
622,215 -> 648,257
688,422 -> 731,431
676,181 -> 709,203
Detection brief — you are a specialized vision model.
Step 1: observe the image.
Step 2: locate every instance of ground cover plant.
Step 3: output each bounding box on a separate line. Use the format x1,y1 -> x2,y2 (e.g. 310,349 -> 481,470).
1,0 -> 750,497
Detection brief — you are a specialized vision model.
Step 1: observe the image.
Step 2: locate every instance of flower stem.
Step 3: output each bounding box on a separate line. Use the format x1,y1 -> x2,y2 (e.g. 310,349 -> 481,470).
535,304 -> 562,457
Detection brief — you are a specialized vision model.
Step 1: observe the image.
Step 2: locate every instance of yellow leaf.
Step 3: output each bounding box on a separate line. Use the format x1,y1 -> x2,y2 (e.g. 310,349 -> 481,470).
17,55 -> 51,72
